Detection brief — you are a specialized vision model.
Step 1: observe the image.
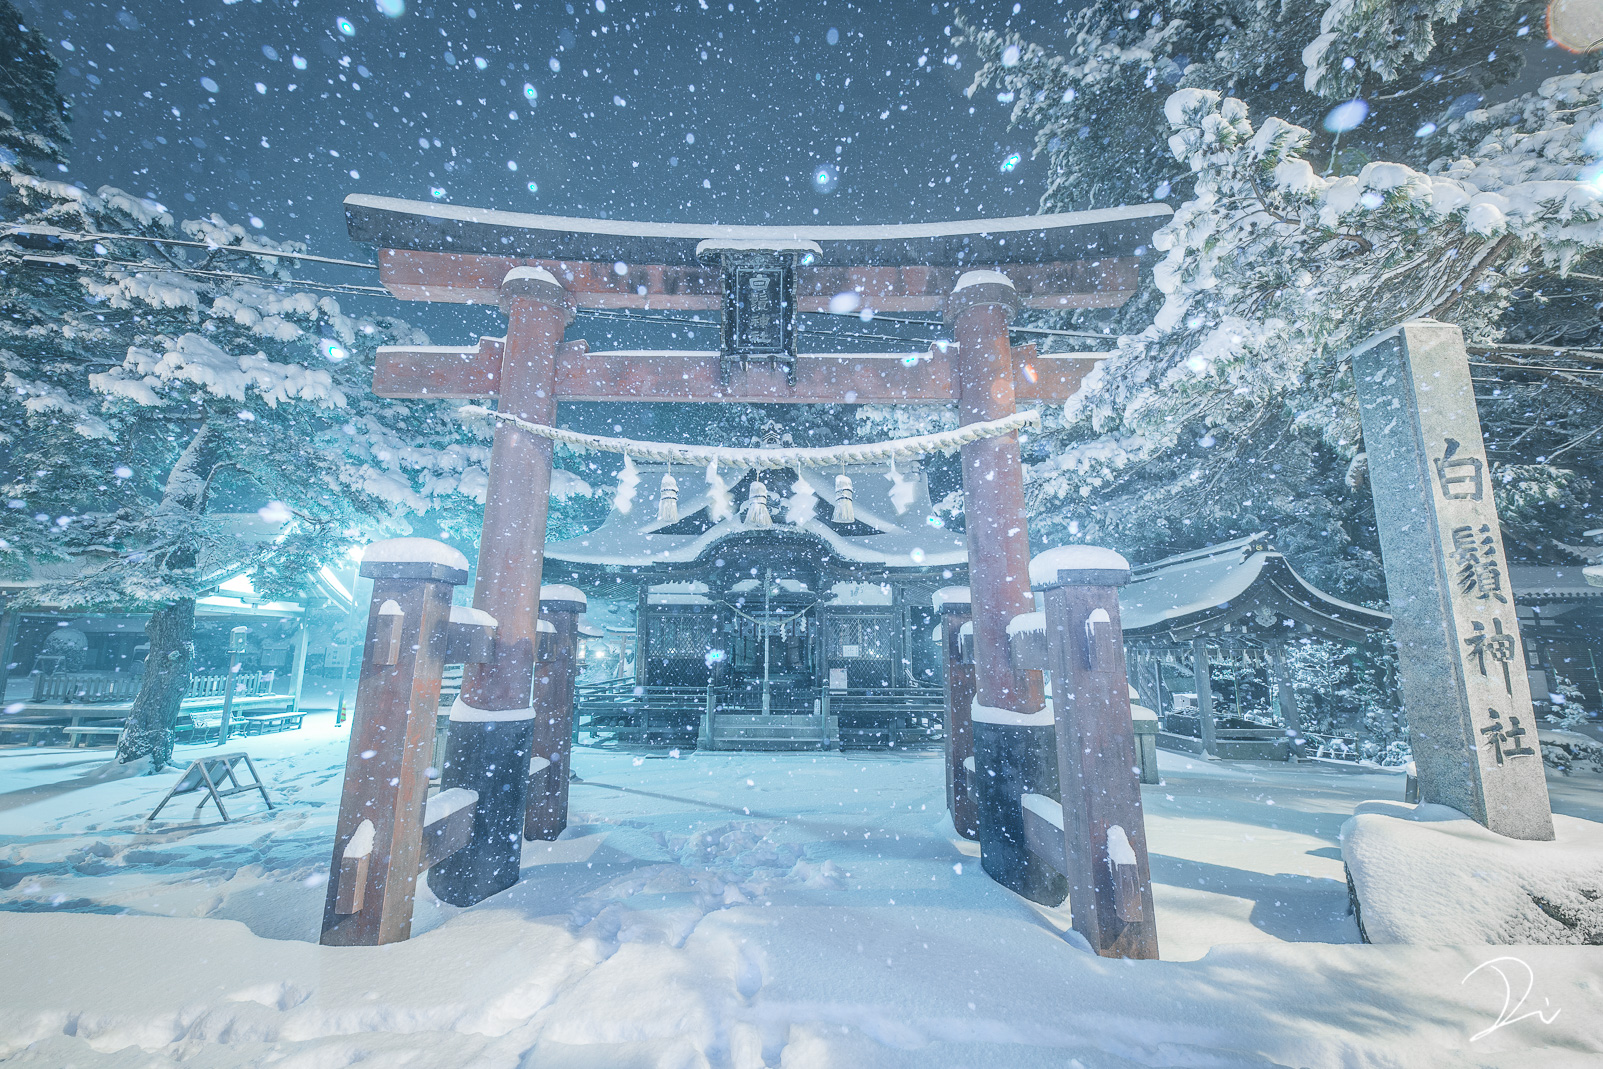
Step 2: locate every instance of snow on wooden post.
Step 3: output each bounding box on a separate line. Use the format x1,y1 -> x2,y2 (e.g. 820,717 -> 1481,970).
428,268 -> 576,906
1351,320 -> 1555,841
526,585 -> 586,841
933,586 -> 979,840
948,271 -> 1063,905
321,538 -> 468,947
1028,545 -> 1159,959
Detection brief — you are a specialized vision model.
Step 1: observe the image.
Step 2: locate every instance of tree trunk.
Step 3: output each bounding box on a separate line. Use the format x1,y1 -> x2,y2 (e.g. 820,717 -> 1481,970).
114,599 -> 196,769
115,424 -> 217,770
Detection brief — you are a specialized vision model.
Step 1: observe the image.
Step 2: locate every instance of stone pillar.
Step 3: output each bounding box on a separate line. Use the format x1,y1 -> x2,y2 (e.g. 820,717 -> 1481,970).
1192,638 -> 1217,757
526,585 -> 586,841
430,267 -> 576,905
948,271 -> 1061,904
1032,546 -> 1159,959
1351,319 -> 1554,840
934,586 -> 979,840
321,539 -> 465,946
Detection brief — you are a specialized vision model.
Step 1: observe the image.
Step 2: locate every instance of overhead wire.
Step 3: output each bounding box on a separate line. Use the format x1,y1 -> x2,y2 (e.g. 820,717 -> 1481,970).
1,225 -> 379,269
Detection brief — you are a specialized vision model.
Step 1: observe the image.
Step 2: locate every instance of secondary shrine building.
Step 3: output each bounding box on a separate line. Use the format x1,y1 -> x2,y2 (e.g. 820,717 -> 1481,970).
543,458 -> 960,749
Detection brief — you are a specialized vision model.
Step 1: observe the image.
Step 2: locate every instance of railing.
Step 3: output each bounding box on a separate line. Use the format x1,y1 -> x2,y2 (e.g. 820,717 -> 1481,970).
185,670 -> 276,701
31,672 -> 143,703
29,669 -> 276,704
827,685 -> 946,749
575,679 -> 706,745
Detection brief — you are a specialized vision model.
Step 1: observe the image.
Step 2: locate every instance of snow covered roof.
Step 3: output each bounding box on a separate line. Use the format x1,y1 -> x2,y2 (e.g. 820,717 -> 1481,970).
344,195 -> 1171,266
545,460 -> 964,590
1509,565 -> 1603,601
1119,534 -> 1390,645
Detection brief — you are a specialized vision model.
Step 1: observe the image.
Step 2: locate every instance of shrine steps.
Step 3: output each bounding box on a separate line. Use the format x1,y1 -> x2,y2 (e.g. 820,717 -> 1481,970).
700,714 -> 838,751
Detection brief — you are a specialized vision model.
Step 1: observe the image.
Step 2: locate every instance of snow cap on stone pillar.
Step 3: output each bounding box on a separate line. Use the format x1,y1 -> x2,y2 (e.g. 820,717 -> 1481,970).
931,585 -> 972,615
943,269 -> 1020,325
538,583 -> 589,614
1028,545 -> 1132,590
358,537 -> 471,584
499,265 -> 575,322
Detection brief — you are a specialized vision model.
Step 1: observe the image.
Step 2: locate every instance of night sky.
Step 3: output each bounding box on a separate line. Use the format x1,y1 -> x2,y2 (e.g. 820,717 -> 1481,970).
32,0 -> 1064,349
25,1 -> 1592,352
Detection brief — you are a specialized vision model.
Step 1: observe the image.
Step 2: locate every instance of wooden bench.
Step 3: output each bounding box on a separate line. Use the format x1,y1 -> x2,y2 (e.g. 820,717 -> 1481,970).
62,724 -> 125,747
239,712 -> 306,735
0,718 -> 68,745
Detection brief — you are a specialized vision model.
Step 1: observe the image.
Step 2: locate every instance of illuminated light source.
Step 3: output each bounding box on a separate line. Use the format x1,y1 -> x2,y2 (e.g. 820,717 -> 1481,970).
1000,152 -> 1021,173
812,163 -> 838,193
337,17 -> 356,36
910,548 -> 926,563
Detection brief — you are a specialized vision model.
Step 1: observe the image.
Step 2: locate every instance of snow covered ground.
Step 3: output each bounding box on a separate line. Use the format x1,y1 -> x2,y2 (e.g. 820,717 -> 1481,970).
1,718 -> 1600,1067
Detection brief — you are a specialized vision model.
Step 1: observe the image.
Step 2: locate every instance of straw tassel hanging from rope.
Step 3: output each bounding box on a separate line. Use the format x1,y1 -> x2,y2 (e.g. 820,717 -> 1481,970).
744,480 -> 773,527
832,472 -> 855,524
657,471 -> 679,524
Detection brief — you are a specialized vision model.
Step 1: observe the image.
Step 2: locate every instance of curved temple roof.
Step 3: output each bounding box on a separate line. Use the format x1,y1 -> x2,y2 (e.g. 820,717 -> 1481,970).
344,194 -> 1173,266
1119,534 -> 1391,645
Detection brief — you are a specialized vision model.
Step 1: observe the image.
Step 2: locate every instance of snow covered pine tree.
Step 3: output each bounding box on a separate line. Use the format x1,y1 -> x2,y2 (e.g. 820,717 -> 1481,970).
0,4 -> 491,767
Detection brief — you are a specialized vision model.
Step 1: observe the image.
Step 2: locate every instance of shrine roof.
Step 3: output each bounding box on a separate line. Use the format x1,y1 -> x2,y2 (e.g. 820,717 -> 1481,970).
1119,534 -> 1391,645
344,194 -> 1172,266
545,459 -> 965,576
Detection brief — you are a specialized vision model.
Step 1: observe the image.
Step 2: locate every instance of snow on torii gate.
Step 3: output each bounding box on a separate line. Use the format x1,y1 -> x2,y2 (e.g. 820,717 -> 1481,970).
343,194 -> 1170,909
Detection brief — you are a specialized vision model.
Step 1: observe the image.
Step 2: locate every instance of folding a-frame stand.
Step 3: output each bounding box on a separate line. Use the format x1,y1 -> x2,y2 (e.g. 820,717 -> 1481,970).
147,752 -> 274,822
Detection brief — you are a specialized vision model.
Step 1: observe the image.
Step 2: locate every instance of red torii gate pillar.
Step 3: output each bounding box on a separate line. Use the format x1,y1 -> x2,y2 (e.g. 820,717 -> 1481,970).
427,267 -> 573,906
949,271 -> 1066,906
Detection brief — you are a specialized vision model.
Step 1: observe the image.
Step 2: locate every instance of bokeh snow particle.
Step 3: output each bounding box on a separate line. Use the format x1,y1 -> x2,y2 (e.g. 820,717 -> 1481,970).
200,77 -> 220,94
826,27 -> 840,45
1001,44 -> 1021,67
337,17 -> 356,37
1323,99 -> 1369,133
376,0 -> 406,16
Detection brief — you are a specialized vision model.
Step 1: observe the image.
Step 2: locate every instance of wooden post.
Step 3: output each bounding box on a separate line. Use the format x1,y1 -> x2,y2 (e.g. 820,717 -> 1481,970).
948,271 -> 1062,905
526,585 -> 585,841
289,622 -> 309,711
1192,638 -> 1217,757
429,267 -> 576,906
1032,547 -> 1159,959
321,539 -> 466,947
1270,642 -> 1297,727
934,587 -> 979,840
1351,320 -> 1553,839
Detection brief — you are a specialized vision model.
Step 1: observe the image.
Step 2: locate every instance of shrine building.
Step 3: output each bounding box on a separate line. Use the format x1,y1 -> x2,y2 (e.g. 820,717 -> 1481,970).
544,455 -> 962,749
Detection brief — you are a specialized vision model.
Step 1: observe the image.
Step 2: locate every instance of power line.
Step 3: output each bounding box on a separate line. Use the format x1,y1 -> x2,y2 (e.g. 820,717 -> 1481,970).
4,250 -> 389,298
2,225 -> 379,269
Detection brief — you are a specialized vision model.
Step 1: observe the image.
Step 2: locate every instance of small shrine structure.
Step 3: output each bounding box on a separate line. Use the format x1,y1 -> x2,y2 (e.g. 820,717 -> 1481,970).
1117,535 -> 1392,759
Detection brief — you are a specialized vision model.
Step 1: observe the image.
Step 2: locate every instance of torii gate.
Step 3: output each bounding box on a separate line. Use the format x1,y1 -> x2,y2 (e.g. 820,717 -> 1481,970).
343,195 -> 1169,908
